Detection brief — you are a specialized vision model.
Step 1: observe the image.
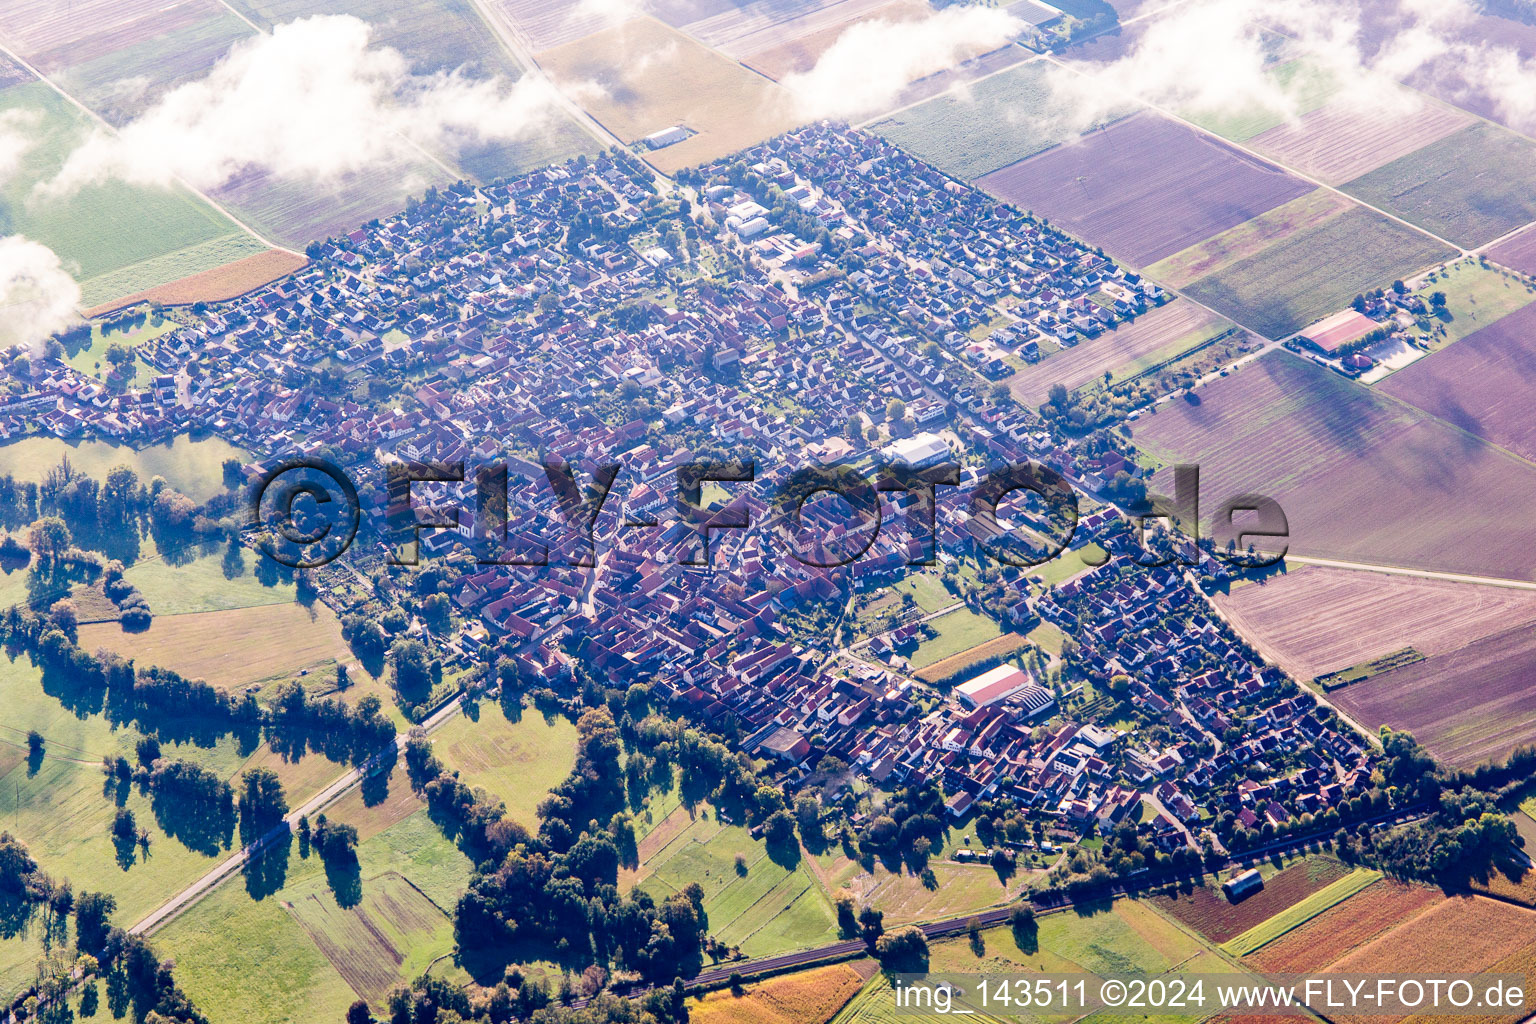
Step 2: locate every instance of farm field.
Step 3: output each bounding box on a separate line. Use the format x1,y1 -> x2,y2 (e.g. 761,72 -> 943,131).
0,650 -> 392,1001
1179,206 -> 1453,339
977,113 -> 1313,268
78,602 -> 356,691
0,80 -> 264,304
1247,96 -> 1470,185
1219,868 -> 1380,956
1145,190 -> 1354,290
1327,895 -> 1536,980
1005,300 -> 1229,405
1378,302 -> 1536,461
155,808 -> 472,1024
42,1 -> 255,122
85,249 -> 309,316
852,860 -> 1013,923
121,542 -> 298,616
1489,225 -> 1536,275
1331,622 -> 1536,768
907,607 -> 1004,669
743,0 -> 929,80
869,61 -> 1137,181
285,871 -> 457,1003
0,433 -> 247,502
1149,856 -> 1352,944
1211,565 -> 1536,681
635,808 -> 840,956
915,631 -> 1030,684
1182,59 -> 1336,143
1248,880 -> 1444,972
1340,122 -> 1536,249
690,963 -> 869,1024
429,702 -> 577,826
1132,350 -> 1536,578
539,17 -> 796,175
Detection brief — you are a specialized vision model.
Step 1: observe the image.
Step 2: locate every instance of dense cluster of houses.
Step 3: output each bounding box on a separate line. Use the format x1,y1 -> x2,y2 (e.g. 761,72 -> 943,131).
0,125 -> 1382,857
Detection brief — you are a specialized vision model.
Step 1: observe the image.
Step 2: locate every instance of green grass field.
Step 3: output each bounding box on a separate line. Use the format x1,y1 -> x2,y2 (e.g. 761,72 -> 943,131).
122,541 -> 297,616
1408,259 -> 1536,347
869,62 -> 1136,181
155,807 -> 471,1023
1182,207 -> 1454,339
909,608 -> 1004,669
1220,868 -> 1381,956
0,434 -> 247,502
1030,542 -> 1106,586
0,81 -> 259,303
1342,122 -> 1536,249
430,703 -> 577,826
637,811 -> 839,956
1183,60 -> 1336,142
891,573 -> 955,613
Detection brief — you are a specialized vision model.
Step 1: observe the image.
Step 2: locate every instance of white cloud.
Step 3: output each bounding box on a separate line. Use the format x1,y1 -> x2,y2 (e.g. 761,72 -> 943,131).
0,236 -> 80,356
0,109 -> 39,187
781,6 -> 1025,120
38,14 -> 564,198
1044,0 -> 1536,135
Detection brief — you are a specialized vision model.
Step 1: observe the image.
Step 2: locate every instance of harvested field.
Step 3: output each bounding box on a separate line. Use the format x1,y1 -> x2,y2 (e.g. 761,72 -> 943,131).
1470,866 -> 1536,908
540,17 -> 796,174
285,872 -> 456,1003
1006,300 -> 1228,404
689,963 -> 864,1024
1212,565 -> 1536,681
1248,97 -> 1470,185
1331,623 -> 1536,768
1341,122 -> 1536,249
1131,350 -> 1536,579
1489,226 -> 1536,276
1149,857 -> 1351,944
1146,190 -> 1353,289
499,0 -> 622,51
1220,869 -> 1379,956
977,113 -> 1314,267
1327,895 -> 1536,978
745,0 -> 929,80
0,0 -> 177,61
915,631 -> 1030,683
870,60 -> 1137,181
1247,881 -> 1444,972
1180,206 -> 1453,339
77,602 -> 353,691
85,249 -> 307,316
1378,302 -> 1536,462
880,44 -> 1029,114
